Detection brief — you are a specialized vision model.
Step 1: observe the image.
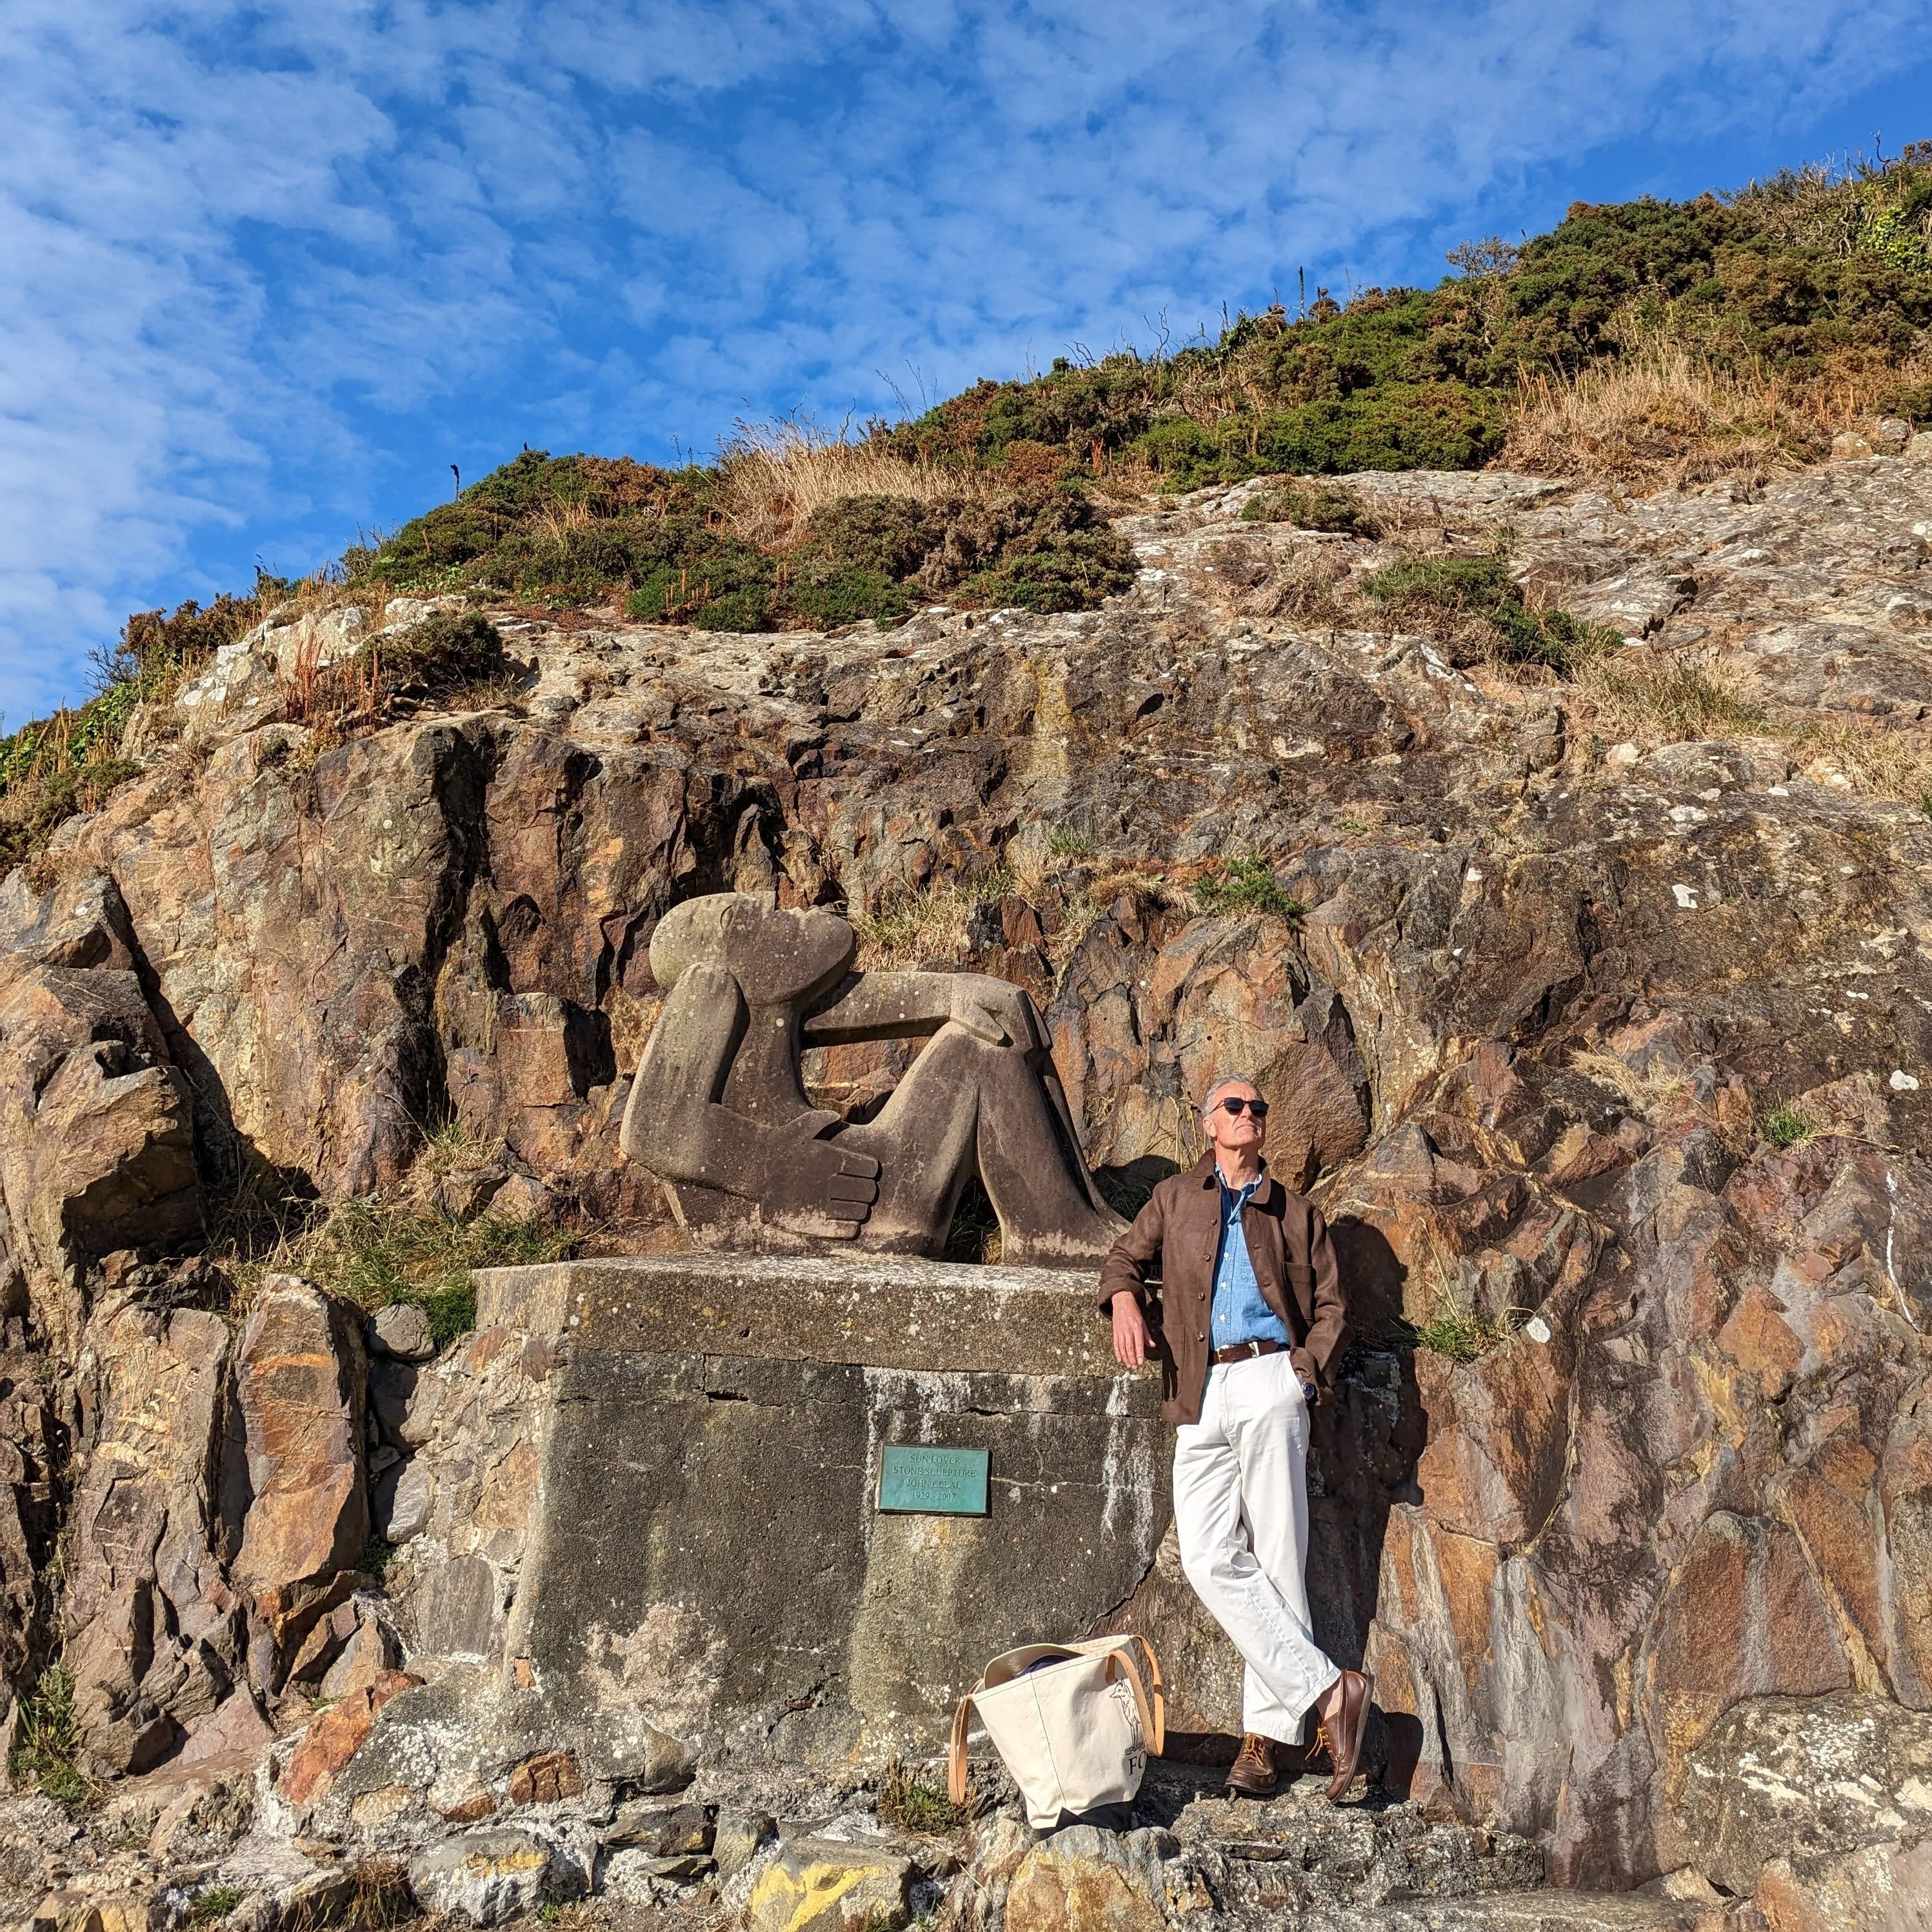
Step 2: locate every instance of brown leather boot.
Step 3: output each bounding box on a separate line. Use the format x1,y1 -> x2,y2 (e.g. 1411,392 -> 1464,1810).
1316,1670 -> 1374,1803
1226,1731 -> 1279,1797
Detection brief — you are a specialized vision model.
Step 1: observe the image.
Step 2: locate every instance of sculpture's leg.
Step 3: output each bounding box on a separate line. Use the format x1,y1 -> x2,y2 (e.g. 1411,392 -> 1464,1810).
832,1031 -> 982,1255
837,1023 -> 1127,1264
967,1042 -> 1130,1266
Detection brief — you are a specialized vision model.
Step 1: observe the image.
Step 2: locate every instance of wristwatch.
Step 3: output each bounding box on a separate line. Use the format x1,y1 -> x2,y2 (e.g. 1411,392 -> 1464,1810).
1300,1379 -> 1319,1402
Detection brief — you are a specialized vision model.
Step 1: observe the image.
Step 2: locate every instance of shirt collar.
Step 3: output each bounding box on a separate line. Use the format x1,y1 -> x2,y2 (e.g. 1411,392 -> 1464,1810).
1194,1151 -> 1275,1207
1216,1166 -> 1262,1205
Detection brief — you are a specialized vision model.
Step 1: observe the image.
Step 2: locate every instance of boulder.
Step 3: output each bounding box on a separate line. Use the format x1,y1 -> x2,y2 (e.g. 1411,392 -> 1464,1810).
179,1689 -> 275,1766
606,1798 -> 712,1853
1676,1693 -> 1932,1897
0,966 -> 199,1348
713,1809 -> 776,1882
232,1276 -> 370,1673
745,1837 -> 913,1932
277,1667 -> 421,1807
1004,1827 -> 1173,1932
61,1306 -> 239,1773
317,1614 -> 397,1701
368,1302 -> 436,1362
374,1458 -> 432,1544
406,1825 -> 576,1926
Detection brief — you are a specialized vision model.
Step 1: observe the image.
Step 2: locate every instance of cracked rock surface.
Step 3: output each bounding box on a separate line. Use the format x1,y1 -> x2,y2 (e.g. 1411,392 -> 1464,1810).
1,453 -> 1932,1926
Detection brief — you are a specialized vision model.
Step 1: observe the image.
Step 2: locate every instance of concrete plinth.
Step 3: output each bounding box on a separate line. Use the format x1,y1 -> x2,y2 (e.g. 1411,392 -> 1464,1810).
367,1255 -> 1171,1788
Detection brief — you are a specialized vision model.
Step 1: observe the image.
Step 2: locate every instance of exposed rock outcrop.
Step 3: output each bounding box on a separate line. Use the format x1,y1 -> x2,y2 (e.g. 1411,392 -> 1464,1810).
1,455 -> 1931,1915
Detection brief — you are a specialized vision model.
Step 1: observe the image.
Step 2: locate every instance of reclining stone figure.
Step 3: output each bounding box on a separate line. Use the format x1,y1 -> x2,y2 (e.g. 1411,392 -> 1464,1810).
619,892 -> 1127,1263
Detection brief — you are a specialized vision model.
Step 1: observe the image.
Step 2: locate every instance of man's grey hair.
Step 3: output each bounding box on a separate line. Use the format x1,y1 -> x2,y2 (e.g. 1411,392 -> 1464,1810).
1200,1073 -> 1262,1120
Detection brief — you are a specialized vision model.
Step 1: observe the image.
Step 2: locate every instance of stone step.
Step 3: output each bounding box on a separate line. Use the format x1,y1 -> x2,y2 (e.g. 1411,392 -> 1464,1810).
1300,1900 -> 1722,1931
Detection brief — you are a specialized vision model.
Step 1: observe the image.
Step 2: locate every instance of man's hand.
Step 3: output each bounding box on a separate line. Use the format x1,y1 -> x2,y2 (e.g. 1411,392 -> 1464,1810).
1110,1290 -> 1150,1368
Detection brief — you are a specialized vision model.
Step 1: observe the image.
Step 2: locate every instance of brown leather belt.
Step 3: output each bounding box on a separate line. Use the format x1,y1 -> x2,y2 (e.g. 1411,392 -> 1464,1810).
1210,1339 -> 1287,1365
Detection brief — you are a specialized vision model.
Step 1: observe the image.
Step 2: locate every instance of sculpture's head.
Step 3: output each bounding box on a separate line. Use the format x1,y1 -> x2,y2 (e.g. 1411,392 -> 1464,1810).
650,893 -> 856,1007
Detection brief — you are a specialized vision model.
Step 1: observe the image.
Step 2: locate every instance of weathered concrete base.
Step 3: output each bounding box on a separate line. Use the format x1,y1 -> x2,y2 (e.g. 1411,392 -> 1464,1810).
365,1256 -> 1175,1803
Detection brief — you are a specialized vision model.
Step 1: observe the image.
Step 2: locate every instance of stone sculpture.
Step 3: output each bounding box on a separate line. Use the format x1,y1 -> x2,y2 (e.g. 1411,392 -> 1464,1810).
619,892 -> 1127,1262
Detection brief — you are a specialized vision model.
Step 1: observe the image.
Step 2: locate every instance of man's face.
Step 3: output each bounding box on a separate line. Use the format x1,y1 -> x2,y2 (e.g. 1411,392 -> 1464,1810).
1204,1081 -> 1268,1161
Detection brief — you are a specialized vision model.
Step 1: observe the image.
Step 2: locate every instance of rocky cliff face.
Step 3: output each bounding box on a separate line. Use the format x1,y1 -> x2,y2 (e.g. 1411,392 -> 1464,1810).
3,452 -> 1932,1912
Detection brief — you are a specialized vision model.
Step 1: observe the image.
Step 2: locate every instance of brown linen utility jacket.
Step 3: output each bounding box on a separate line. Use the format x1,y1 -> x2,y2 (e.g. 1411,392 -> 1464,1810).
1097,1154 -> 1349,1426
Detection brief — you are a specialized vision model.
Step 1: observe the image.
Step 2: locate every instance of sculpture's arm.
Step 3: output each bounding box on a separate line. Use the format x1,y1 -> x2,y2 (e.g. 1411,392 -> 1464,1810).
621,965 -> 878,1219
804,971 -> 1042,1050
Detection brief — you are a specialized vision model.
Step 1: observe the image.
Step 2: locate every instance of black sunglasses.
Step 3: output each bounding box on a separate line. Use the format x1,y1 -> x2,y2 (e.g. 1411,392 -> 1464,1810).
1217,1096 -> 1269,1117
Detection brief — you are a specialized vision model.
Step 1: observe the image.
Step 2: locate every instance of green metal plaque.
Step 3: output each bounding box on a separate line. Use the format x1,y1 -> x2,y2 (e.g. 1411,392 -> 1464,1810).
877,1445 -> 990,1516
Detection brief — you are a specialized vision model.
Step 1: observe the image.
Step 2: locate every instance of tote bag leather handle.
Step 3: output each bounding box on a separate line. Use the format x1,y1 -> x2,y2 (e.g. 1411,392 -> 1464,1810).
1101,1636 -> 1166,1759
1071,1632 -> 1166,1758
948,1677 -> 985,1806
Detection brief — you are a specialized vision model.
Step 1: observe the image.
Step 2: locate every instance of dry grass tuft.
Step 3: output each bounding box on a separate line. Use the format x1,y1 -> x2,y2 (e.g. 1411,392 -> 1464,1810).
1568,1049 -> 1691,1120
851,872 -> 1011,968
1504,344 -> 1808,489
1577,649 -> 1932,807
719,418 -> 992,550
1262,549 -> 1356,627
1789,717 -> 1932,804
1577,652 -> 1768,746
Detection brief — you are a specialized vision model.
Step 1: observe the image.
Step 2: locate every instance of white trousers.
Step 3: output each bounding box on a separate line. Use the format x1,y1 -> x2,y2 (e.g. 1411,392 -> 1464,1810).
1173,1351 -> 1341,1744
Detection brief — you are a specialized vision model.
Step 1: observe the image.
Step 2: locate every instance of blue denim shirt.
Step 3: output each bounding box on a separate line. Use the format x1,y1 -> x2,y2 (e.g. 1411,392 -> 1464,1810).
1210,1171 -> 1291,1350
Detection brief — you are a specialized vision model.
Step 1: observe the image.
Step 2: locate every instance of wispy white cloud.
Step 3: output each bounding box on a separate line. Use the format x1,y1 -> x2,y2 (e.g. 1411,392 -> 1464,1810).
3,0 -> 1930,722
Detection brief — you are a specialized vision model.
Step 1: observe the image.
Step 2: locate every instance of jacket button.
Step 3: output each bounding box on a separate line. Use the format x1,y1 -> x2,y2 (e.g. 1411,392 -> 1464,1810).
1196,1334 -> 1206,1342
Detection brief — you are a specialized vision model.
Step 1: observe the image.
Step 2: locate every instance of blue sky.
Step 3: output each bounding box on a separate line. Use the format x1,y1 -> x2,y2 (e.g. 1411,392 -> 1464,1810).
5,0 -> 1932,726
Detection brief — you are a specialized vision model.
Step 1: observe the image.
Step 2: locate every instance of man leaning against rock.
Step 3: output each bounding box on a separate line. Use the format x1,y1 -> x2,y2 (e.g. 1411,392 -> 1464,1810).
1099,1074 -> 1371,1801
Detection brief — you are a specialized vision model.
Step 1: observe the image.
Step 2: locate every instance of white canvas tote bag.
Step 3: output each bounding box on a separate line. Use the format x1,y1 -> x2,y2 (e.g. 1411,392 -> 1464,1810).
947,1634 -> 1165,1829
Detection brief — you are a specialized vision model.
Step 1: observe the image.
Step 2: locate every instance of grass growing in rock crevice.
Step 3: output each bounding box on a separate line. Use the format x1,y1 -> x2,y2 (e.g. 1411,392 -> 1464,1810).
212,1130 -> 579,1344
1409,1302 -> 1515,1363
272,1200 -> 574,1344
8,1667 -> 94,1810
877,1753 -> 971,1835
1192,855 -> 1306,921
1760,1103 -> 1820,1150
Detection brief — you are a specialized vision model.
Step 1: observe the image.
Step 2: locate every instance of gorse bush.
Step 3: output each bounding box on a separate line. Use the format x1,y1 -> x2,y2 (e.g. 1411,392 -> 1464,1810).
1240,482 -> 1384,537
360,610 -> 509,698
1193,855 -> 1305,921
1363,555 -> 1618,675
361,452 -> 1136,628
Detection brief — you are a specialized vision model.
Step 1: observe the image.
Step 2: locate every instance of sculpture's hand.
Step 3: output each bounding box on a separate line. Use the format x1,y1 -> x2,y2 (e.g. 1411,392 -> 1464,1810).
791,1139 -> 881,1229
949,976 -> 1041,1050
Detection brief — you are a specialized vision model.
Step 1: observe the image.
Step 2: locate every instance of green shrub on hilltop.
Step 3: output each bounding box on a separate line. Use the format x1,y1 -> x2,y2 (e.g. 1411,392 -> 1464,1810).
362,459 -> 1137,628
887,146 -> 1932,490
